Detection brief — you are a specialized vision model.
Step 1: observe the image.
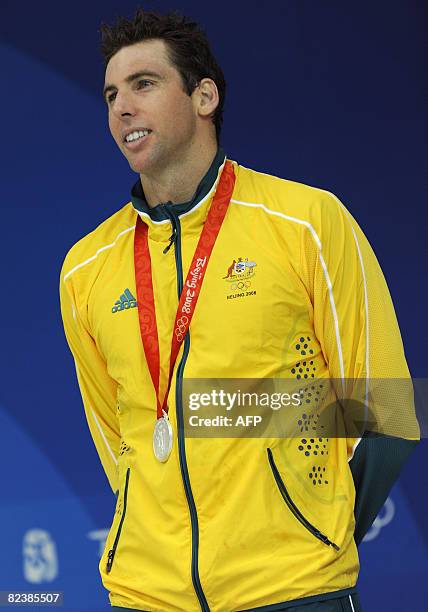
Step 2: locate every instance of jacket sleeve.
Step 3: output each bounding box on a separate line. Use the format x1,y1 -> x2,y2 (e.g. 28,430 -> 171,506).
303,190 -> 419,545
60,262 -> 120,494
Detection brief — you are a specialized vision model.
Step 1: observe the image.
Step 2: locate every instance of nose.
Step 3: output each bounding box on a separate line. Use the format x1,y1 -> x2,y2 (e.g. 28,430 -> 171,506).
111,90 -> 137,118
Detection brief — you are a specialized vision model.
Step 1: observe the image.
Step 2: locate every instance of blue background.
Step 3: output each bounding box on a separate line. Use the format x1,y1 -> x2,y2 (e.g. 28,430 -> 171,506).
1,1 -> 426,610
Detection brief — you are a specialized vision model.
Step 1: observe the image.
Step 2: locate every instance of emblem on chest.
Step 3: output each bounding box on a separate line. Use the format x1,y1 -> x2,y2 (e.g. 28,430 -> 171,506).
223,257 -> 257,299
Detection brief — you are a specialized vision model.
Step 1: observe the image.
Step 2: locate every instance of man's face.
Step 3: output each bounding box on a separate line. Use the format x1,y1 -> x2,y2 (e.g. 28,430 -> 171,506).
104,39 -> 198,174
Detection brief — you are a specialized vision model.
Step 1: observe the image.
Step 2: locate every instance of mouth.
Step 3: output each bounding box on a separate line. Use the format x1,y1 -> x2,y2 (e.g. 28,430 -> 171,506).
123,129 -> 152,150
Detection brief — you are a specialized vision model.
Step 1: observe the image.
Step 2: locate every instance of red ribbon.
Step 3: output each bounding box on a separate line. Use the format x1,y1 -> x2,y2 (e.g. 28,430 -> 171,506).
134,161 -> 236,419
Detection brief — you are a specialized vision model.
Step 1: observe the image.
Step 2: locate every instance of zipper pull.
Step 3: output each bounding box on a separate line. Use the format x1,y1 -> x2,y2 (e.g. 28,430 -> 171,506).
316,531 -> 340,551
106,549 -> 114,573
163,227 -> 177,254
162,202 -> 178,254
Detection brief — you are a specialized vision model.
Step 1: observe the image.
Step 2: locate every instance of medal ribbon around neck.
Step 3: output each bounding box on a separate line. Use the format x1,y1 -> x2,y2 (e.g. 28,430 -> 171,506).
134,160 -> 236,422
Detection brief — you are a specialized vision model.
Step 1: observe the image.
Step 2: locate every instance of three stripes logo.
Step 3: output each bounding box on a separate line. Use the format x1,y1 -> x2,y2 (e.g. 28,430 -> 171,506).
112,288 -> 137,314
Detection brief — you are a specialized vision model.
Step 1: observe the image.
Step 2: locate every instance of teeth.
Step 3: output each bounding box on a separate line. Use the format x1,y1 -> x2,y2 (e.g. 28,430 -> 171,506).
125,130 -> 149,143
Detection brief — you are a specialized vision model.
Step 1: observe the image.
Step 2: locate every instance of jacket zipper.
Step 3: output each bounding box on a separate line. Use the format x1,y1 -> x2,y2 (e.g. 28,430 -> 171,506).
267,448 -> 340,551
106,467 -> 131,573
163,205 -> 210,612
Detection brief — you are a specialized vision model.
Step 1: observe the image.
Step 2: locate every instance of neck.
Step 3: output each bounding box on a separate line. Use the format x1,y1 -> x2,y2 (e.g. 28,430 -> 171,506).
140,139 -> 218,208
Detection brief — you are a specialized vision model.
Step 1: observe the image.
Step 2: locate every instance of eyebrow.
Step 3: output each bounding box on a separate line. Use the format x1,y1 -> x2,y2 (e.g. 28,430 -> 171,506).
103,70 -> 162,100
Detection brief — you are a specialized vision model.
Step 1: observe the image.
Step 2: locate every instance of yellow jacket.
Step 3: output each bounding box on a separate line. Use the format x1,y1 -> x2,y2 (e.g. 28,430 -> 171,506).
60,150 -> 416,611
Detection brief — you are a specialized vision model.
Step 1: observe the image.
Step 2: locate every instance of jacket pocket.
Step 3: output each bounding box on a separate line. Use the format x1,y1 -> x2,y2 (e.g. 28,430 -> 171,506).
106,467 -> 130,573
267,448 -> 339,551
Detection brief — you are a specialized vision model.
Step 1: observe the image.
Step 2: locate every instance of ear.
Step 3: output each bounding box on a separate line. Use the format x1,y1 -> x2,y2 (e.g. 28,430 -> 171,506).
193,78 -> 219,119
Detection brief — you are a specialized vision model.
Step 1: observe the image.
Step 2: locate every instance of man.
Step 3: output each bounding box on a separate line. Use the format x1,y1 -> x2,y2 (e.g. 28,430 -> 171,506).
60,9 -> 418,612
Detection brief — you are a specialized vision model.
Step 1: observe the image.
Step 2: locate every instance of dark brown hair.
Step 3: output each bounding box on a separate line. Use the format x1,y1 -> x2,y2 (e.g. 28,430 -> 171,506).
100,9 -> 226,141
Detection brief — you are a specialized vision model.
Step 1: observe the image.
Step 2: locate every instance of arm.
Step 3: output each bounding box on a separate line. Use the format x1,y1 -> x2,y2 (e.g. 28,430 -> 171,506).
60,261 -> 120,494
304,191 -> 419,544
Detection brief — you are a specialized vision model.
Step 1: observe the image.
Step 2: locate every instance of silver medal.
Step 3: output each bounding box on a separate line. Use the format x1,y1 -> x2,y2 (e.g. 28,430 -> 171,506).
153,410 -> 173,462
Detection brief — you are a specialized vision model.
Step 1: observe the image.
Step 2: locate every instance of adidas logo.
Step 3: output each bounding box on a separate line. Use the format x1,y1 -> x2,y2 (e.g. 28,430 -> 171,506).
112,288 -> 137,314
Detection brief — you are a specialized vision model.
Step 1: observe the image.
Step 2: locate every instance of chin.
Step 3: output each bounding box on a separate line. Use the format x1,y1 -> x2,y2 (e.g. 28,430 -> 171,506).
124,144 -> 152,171
128,151 -> 165,176
127,155 -> 151,175
129,160 -> 144,174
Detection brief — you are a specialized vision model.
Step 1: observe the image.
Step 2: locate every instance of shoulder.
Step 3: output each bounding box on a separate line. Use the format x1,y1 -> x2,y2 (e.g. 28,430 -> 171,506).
231,161 -> 348,231
61,202 -> 136,284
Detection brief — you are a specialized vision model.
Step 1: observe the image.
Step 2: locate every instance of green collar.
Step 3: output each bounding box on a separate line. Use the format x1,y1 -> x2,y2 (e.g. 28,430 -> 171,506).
130,148 -> 226,222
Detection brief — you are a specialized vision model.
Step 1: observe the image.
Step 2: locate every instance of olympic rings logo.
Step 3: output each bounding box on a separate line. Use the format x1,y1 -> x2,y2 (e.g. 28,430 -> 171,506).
175,315 -> 189,342
230,281 -> 251,291
363,497 -> 395,542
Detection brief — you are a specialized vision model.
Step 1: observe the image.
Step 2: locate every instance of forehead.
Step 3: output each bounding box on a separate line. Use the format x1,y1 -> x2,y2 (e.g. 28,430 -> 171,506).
104,39 -> 175,84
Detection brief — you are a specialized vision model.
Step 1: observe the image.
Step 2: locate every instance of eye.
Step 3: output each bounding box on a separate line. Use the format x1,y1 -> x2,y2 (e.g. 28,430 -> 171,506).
136,79 -> 153,89
107,92 -> 117,104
